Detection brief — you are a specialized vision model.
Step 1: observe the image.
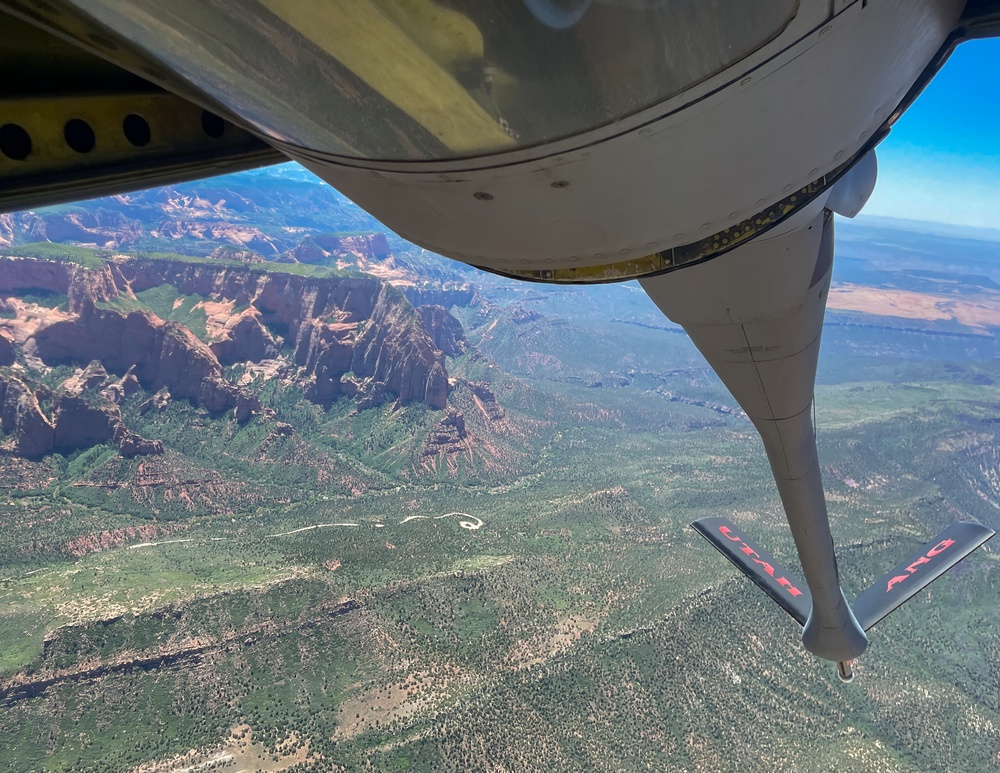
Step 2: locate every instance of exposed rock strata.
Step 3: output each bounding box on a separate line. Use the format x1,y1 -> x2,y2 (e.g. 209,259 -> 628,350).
102,367 -> 142,404
0,186 -> 311,253
468,381 -> 505,422
403,284 -> 476,309
0,364 -> 162,458
3,172 -> 381,254
53,393 -> 163,458
422,410 -> 468,458
286,233 -> 391,265
113,260 -> 449,409
208,245 -> 265,264
0,257 -> 73,297
0,374 -> 55,457
34,305 -> 260,421
0,257 -> 118,312
0,214 -> 14,247
419,305 -> 467,357
0,255 -> 458,460
139,390 -> 171,415
27,210 -> 144,248
0,332 -> 15,366
209,311 -> 280,365
53,362 -> 163,457
349,287 -> 448,409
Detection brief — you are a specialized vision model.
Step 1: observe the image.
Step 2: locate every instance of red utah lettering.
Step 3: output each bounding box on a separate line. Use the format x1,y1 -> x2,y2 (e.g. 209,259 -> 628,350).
751,557 -> 776,577
719,525 -> 741,542
776,576 -> 804,597
717,525 -> 804,598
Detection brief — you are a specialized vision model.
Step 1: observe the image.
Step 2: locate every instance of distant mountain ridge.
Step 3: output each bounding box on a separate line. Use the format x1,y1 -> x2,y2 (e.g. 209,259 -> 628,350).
0,170 -> 380,249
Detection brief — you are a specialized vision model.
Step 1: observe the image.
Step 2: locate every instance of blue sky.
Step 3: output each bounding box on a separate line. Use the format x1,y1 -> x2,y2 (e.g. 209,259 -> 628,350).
864,38 -> 1000,229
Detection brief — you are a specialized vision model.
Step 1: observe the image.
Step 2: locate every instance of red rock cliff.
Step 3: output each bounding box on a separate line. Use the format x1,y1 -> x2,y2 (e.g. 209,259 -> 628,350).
33,305 -> 260,422
1,256 -> 453,413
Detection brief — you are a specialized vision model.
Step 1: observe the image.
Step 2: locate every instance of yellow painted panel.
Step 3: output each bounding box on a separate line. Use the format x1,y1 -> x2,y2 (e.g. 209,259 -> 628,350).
257,0 -> 514,154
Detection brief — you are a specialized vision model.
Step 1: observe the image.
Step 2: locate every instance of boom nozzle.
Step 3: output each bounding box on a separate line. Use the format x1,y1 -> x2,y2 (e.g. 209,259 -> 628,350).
837,660 -> 855,683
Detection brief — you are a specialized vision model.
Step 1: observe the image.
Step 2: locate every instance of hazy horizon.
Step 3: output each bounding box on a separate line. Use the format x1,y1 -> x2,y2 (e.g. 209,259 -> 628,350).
864,37 -> 1000,230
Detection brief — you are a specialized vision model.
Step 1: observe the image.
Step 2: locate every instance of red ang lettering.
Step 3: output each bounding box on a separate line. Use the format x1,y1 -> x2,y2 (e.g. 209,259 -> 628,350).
886,538 -> 955,592
717,525 -> 805,598
905,555 -> 931,573
927,539 -> 955,557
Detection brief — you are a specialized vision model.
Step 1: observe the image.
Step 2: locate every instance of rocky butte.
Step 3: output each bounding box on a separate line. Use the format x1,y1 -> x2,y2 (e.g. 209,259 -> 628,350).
0,254 -> 456,458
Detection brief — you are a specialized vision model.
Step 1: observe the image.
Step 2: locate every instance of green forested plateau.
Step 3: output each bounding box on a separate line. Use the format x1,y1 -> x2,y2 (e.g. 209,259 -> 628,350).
1,340 -> 998,772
